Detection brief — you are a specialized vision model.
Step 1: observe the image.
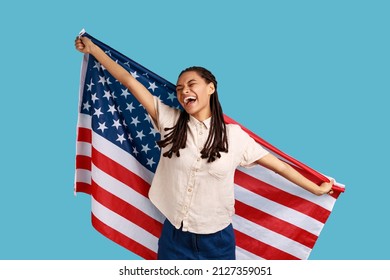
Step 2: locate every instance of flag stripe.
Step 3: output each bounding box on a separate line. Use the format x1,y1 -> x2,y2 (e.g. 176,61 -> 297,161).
92,214 -> 157,260
234,230 -> 299,260
75,182 -> 91,195
92,179 -> 162,238
234,185 -> 323,235
91,163 -> 164,222
76,155 -> 91,170
76,141 -> 91,157
91,125 -> 154,184
235,169 -> 330,223
235,200 -> 317,248
235,247 -> 263,260
91,197 -> 158,255
92,146 -> 150,198
77,127 -> 92,143
75,169 -> 91,184
238,165 -> 337,211
233,215 -> 311,259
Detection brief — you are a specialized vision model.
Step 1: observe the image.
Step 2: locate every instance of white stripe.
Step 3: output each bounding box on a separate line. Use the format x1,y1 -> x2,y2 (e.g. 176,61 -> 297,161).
75,169 -> 91,184
234,185 -> 324,235
76,141 -> 91,157
91,197 -> 158,253
76,54 -> 90,130
238,165 -> 336,211
76,114 -> 154,185
92,130 -> 154,185
235,247 -> 263,260
233,215 -> 311,259
77,113 -> 91,129
92,163 -> 164,223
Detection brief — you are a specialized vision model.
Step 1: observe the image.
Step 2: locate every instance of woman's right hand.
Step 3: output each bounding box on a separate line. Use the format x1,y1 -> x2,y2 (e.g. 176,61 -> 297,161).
75,36 -> 95,54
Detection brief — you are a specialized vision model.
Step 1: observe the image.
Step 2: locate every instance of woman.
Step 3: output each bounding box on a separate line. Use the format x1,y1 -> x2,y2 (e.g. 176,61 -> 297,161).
75,36 -> 333,260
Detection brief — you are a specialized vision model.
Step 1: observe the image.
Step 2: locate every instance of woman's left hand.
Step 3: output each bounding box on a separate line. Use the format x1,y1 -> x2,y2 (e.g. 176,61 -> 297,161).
320,179 -> 334,195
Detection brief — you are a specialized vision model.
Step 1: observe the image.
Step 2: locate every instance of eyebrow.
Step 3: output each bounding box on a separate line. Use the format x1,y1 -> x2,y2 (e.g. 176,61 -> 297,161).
176,79 -> 197,88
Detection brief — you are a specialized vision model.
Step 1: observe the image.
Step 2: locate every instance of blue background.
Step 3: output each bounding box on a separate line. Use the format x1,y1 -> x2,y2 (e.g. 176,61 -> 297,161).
1,0 -> 389,260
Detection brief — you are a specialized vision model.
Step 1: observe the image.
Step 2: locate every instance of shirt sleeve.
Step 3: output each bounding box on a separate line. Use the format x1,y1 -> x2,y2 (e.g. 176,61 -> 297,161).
238,127 -> 269,168
150,96 -> 181,133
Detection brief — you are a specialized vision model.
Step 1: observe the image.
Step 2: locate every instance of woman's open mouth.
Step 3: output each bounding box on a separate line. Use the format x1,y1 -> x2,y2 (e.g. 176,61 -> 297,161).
184,96 -> 197,106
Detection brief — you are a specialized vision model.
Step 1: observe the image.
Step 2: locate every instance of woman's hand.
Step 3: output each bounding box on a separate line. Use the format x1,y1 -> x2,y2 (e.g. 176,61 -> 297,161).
75,36 -> 95,54
319,179 -> 334,195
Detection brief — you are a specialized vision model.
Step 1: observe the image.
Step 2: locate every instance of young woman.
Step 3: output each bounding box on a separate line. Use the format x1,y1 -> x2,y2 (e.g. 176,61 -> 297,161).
75,36 -> 333,260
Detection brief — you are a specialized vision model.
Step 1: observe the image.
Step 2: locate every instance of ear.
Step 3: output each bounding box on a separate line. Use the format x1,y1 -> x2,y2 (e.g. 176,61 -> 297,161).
208,82 -> 215,95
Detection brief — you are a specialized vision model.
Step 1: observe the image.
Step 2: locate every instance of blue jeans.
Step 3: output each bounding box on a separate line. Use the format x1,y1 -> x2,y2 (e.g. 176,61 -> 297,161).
157,219 -> 236,260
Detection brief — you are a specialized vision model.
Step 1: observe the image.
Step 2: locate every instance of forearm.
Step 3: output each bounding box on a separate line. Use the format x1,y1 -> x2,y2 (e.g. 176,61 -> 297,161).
257,153 -> 331,196
89,46 -> 130,84
88,44 -> 156,120
277,162 -> 325,195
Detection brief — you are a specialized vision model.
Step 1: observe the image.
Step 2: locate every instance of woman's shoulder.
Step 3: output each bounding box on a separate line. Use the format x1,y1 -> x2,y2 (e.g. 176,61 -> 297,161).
153,96 -> 181,129
226,123 -> 244,133
226,123 -> 248,139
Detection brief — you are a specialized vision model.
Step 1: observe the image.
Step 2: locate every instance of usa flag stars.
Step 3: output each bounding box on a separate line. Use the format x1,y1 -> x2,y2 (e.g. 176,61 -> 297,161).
80,51 -> 181,172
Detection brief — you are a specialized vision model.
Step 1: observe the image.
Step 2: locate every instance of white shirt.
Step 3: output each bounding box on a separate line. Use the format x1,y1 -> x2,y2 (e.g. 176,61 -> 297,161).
149,97 -> 269,234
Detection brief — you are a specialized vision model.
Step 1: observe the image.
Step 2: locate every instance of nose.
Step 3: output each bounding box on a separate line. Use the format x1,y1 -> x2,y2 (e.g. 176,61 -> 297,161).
182,85 -> 190,94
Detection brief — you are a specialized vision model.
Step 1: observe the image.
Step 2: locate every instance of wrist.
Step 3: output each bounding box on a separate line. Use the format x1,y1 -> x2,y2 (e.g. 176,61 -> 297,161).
88,43 -> 98,55
316,187 -> 326,196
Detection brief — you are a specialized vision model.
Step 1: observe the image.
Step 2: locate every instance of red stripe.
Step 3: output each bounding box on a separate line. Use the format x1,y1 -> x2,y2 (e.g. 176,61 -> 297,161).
76,155 -> 91,170
92,146 -> 150,198
235,200 -> 317,248
77,127 -> 92,143
235,169 -> 330,223
92,214 -> 157,260
75,182 -> 91,194
92,179 -> 162,238
235,230 -> 299,260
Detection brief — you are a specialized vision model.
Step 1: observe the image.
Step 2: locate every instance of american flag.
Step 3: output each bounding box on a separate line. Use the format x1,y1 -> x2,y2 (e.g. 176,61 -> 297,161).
74,30 -> 345,260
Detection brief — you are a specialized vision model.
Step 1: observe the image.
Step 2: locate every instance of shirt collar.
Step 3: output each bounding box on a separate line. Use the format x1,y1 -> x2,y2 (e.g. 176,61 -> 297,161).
189,115 -> 211,129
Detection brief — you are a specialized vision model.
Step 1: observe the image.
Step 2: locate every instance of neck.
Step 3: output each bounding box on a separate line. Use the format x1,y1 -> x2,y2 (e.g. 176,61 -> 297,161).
191,110 -> 211,122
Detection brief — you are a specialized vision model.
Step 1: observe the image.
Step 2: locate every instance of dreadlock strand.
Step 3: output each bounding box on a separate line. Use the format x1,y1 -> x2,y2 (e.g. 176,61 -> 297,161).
200,87 -> 228,162
157,111 -> 189,158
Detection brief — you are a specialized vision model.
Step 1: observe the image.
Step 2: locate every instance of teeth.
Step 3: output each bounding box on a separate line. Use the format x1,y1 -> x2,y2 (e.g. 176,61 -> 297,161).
184,97 -> 196,104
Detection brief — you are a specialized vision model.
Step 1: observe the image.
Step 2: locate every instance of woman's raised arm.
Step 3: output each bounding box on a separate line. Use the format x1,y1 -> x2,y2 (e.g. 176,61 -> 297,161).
75,36 -> 157,123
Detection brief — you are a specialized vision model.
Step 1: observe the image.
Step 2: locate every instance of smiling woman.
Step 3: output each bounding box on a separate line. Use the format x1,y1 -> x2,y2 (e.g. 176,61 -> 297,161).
175,72 -> 215,121
74,35 -> 333,260
160,66 -> 228,163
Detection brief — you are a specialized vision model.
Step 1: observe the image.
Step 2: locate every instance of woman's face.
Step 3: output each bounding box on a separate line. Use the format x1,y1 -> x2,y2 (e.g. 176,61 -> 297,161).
176,71 -> 215,121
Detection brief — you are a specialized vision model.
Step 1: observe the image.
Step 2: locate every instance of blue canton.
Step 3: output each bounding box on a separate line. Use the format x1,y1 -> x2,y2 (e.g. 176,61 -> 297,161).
80,33 -> 182,172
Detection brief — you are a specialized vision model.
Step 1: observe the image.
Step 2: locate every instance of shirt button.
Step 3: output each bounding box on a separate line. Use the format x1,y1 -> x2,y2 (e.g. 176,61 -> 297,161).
188,188 -> 192,192
199,131 -> 203,135
197,158 -> 201,161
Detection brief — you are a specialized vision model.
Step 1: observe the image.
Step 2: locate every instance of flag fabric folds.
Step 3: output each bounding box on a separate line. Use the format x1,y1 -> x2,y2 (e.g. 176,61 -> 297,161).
74,30 -> 345,260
